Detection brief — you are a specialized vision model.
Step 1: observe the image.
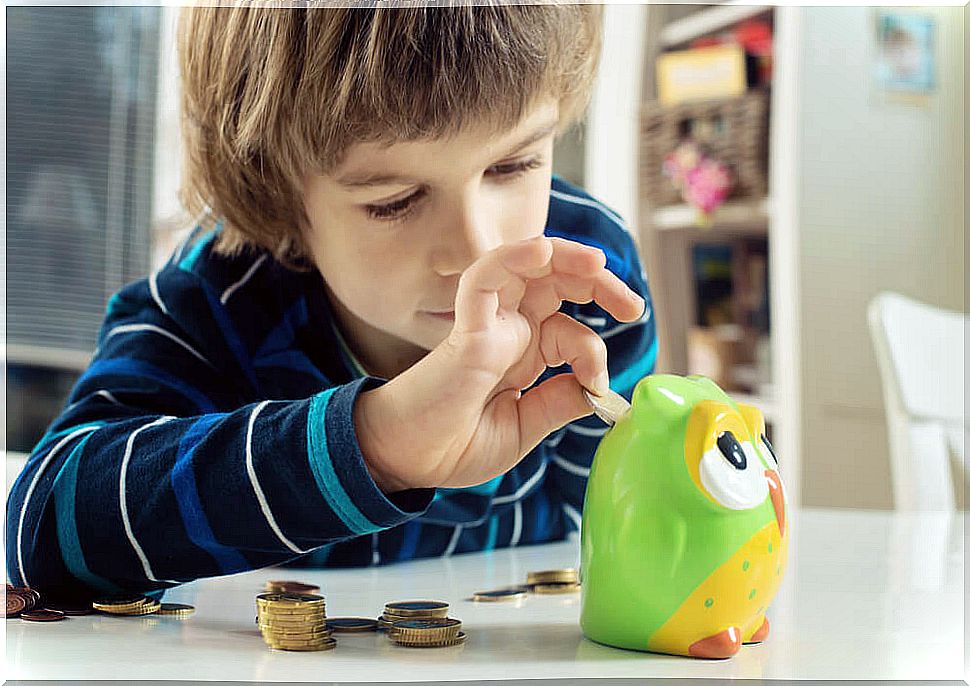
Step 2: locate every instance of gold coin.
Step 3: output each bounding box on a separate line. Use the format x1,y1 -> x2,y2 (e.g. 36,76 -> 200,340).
268,635 -> 337,648
325,617 -> 378,633
258,610 -> 327,622
383,601 -> 449,617
532,582 -> 581,594
526,569 -> 578,585
393,631 -> 467,648
472,587 -> 528,602
256,592 -> 325,606
270,639 -> 337,652
119,599 -> 162,615
391,618 -> 461,644
157,603 -> 195,617
93,596 -> 152,613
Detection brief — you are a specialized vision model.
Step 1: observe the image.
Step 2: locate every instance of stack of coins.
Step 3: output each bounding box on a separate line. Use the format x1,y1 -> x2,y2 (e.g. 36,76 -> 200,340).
526,568 -> 580,594
256,592 -> 335,652
5,585 -> 40,618
93,595 -> 162,616
388,617 -> 466,648
379,600 -> 449,631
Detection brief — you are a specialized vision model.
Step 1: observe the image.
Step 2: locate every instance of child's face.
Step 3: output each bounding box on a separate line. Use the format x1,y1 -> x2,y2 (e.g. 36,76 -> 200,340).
302,99 -> 559,376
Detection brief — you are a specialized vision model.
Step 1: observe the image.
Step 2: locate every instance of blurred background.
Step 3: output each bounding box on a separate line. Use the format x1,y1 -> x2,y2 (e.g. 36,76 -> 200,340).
4,4 -> 966,511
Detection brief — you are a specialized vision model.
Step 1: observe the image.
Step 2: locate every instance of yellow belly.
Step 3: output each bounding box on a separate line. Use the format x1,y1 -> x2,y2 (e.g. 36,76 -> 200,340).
647,522 -> 788,656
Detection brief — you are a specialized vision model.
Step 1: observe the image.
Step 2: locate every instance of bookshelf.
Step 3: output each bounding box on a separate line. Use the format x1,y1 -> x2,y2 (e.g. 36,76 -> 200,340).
634,4 -> 801,504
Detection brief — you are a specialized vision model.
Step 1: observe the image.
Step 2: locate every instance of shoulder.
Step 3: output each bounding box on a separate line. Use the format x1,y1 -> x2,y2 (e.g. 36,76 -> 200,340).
546,176 -> 639,283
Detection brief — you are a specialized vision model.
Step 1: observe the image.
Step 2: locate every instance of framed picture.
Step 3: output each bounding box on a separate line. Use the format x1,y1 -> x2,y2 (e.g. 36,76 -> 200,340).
874,11 -> 935,94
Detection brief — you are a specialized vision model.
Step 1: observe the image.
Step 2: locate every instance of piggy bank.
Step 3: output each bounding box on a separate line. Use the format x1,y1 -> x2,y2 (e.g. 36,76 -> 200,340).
580,375 -> 788,659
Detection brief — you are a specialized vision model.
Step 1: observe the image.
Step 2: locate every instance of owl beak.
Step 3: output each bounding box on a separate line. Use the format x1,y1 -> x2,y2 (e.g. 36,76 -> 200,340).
765,469 -> 785,537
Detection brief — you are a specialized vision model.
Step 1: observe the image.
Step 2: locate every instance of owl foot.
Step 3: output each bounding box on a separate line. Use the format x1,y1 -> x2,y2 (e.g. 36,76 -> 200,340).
688,626 -> 742,659
743,616 -> 770,644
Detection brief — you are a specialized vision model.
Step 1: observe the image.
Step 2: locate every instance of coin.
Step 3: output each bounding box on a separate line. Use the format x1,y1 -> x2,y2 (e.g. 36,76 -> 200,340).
472,588 -> 528,602
157,603 -> 195,617
269,637 -> 337,652
383,600 -> 449,617
116,599 -> 162,616
583,388 -> 631,426
5,593 -> 27,617
265,580 -> 320,594
20,609 -> 66,622
92,596 -> 152,613
392,631 -> 467,648
325,617 -> 378,633
532,582 -> 581,594
526,569 -> 579,585
44,602 -> 94,616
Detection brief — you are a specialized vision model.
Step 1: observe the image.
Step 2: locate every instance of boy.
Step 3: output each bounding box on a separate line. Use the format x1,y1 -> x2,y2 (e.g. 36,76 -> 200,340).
6,4 -> 656,598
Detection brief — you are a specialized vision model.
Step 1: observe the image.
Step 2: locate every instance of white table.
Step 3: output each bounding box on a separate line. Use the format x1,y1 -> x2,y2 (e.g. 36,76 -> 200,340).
4,508 -> 966,682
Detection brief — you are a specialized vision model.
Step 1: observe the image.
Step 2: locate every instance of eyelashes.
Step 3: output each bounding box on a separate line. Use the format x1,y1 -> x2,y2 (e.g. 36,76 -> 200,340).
364,157 -> 545,222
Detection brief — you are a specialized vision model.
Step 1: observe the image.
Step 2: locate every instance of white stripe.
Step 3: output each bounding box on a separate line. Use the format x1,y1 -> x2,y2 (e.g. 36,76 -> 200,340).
120,416 -> 178,583
443,525 -> 463,557
562,502 -> 583,531
493,460 -> 547,505
371,533 -> 380,566
550,189 -> 626,232
17,426 -> 101,586
601,309 -> 651,340
510,501 -> 523,547
220,254 -> 267,305
245,401 -> 307,554
567,423 -> 610,438
576,314 -> 607,328
66,389 -> 123,412
149,271 -> 170,316
551,453 -> 591,478
543,430 -> 566,449
102,324 -> 214,368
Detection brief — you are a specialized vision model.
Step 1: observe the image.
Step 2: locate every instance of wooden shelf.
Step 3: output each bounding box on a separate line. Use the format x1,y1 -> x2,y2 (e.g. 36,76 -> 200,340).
651,197 -> 770,234
659,4 -> 772,48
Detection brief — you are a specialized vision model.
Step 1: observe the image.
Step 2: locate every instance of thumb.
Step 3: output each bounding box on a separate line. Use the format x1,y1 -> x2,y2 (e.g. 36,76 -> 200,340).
517,373 -> 597,455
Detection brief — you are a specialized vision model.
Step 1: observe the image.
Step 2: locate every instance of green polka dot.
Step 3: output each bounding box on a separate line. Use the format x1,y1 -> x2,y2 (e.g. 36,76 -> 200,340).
776,566 -> 781,575
768,542 -> 773,553
742,560 -> 750,571
704,598 -> 714,608
749,589 -> 757,600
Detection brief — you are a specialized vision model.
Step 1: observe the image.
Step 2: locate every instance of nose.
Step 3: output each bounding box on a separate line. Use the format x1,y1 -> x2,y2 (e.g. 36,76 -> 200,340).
432,197 -> 502,276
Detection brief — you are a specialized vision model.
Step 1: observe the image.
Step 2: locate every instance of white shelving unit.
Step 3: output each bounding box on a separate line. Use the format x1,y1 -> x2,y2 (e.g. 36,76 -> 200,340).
635,4 -> 801,506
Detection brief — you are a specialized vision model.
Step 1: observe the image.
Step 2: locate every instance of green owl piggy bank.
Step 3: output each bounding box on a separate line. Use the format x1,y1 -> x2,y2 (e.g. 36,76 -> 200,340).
580,374 -> 788,659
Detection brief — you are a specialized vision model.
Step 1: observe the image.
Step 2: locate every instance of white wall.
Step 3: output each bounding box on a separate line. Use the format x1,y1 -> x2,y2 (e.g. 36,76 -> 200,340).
584,3 -> 646,234
795,6 -> 965,509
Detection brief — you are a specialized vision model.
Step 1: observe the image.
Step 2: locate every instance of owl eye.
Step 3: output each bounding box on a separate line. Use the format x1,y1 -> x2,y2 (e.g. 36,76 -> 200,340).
699,433 -> 768,510
716,431 -> 746,470
760,434 -> 779,469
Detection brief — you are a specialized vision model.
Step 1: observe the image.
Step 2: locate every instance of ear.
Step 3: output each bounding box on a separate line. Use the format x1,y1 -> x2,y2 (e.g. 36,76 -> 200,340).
736,402 -> 766,442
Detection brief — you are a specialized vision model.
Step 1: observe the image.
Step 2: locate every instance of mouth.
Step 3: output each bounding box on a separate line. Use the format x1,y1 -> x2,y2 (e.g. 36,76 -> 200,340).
765,469 -> 786,537
423,310 -> 455,322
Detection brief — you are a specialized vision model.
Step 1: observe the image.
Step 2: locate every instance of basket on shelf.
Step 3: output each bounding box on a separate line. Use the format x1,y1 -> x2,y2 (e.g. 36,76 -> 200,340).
640,89 -> 770,209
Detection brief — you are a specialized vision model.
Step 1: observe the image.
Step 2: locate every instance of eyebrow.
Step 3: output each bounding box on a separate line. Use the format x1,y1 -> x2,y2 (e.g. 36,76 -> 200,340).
335,119 -> 559,189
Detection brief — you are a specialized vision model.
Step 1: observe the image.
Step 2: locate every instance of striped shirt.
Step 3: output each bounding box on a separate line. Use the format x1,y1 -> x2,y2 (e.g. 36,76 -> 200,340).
5,175 -> 656,599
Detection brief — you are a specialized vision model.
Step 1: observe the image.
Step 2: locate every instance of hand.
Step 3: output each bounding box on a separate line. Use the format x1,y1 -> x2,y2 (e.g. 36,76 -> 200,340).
355,236 -> 645,492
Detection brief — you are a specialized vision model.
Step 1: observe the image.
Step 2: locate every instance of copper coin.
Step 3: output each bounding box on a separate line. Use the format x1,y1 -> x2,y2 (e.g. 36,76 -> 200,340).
9,587 -> 39,610
44,602 -> 93,616
21,609 -> 66,622
5,592 -> 27,617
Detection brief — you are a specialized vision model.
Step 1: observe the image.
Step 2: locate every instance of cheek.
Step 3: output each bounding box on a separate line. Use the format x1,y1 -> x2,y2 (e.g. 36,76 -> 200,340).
500,172 -> 552,242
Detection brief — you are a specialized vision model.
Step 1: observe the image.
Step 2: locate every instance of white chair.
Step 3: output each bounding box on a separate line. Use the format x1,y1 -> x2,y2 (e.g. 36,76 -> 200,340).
868,292 -> 967,510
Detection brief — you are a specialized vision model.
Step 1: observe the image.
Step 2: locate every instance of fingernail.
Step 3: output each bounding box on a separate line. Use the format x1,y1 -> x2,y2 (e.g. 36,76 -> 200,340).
593,371 -> 610,396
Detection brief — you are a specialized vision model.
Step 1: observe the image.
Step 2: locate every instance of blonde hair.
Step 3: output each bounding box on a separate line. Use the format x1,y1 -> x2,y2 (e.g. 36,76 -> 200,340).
178,2 -> 603,269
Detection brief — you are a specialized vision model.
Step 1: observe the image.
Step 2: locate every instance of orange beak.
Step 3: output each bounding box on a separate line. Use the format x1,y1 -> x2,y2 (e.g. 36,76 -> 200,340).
765,469 -> 785,537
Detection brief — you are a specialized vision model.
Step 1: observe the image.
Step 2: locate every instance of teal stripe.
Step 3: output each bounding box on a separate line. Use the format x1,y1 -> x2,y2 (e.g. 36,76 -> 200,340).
35,422 -> 105,456
610,338 -> 658,394
178,229 -> 219,273
52,435 -> 123,593
434,474 -> 503,502
483,515 -> 499,551
306,390 -> 379,535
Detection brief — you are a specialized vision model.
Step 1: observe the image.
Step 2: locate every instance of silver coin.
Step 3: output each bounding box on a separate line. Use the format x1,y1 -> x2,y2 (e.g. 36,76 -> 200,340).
583,389 -> 631,426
